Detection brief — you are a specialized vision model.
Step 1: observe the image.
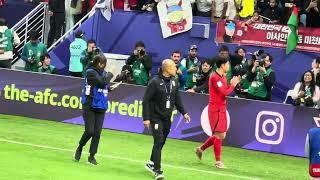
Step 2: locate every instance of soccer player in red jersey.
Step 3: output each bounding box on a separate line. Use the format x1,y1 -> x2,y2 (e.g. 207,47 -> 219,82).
195,57 -> 240,168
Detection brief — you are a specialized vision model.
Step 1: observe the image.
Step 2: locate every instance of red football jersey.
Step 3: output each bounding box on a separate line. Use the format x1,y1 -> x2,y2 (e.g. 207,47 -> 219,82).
209,71 -> 235,111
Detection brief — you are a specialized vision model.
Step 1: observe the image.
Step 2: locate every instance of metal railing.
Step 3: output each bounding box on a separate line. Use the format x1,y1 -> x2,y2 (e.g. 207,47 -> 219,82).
11,2 -> 49,65
47,6 -> 97,51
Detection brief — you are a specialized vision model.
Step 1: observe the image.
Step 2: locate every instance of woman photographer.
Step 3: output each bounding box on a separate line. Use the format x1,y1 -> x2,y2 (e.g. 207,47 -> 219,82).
292,71 -> 320,107
74,55 -> 113,165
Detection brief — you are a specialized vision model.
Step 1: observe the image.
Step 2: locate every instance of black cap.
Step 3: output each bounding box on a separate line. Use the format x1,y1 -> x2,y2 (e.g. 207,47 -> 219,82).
75,30 -> 85,38
28,30 -> 39,40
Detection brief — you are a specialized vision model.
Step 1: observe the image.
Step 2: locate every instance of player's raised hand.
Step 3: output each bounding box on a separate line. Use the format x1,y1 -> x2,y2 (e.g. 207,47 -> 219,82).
231,76 -> 241,87
184,113 -> 191,123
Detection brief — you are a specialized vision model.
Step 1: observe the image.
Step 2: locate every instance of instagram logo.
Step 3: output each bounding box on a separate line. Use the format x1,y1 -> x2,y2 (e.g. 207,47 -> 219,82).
255,111 -> 284,145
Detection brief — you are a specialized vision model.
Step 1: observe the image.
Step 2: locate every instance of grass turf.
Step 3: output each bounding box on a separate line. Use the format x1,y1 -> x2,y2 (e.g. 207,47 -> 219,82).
0,114 -> 309,180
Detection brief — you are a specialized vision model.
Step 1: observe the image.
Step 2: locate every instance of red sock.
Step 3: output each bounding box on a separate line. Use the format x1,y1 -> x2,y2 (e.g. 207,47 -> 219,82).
213,139 -> 222,161
200,136 -> 216,151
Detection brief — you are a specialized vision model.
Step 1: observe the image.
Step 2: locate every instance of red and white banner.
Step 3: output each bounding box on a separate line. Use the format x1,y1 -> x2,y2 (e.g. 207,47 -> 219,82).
215,20 -> 320,53
157,0 -> 193,38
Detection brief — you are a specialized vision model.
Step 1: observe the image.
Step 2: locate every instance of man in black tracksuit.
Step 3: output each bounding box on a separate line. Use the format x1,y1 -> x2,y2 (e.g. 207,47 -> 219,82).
143,59 -> 191,180
47,0 -> 65,47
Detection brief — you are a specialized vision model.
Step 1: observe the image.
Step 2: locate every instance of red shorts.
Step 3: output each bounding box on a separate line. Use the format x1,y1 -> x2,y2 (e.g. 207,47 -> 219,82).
208,110 -> 227,133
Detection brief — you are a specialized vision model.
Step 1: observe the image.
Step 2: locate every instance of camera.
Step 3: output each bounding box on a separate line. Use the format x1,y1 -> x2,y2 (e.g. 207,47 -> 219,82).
115,65 -> 133,83
122,69 -> 130,75
255,59 -> 265,67
250,50 -> 265,67
251,49 -> 264,61
139,49 -> 145,56
93,47 -> 100,54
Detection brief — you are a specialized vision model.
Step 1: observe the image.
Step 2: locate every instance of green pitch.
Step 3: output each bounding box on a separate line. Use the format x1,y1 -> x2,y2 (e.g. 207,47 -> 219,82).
0,114 -> 309,180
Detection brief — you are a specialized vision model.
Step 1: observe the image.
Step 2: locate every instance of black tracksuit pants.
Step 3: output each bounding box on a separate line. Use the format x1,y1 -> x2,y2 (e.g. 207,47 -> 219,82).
78,105 -> 105,155
47,12 -> 65,47
150,119 -> 171,171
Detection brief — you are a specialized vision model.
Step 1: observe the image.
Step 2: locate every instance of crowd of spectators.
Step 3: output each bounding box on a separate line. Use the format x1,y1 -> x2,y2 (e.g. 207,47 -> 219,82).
113,0 -> 320,28
112,42 -> 277,102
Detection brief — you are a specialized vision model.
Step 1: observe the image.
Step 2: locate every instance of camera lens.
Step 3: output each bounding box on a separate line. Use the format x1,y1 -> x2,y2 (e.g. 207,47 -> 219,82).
139,50 -> 145,56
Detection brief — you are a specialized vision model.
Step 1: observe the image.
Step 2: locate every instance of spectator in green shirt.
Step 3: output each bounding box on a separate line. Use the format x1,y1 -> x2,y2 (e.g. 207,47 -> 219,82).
126,41 -> 152,86
38,53 -> 56,74
80,40 -> 102,77
21,30 -> 47,72
180,45 -> 201,90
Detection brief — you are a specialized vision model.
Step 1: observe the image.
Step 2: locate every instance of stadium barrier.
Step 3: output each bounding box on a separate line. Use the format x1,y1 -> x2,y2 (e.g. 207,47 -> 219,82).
0,68 -> 318,157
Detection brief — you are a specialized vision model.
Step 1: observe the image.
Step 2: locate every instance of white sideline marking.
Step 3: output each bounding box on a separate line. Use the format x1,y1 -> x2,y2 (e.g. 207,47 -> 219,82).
0,138 -> 260,180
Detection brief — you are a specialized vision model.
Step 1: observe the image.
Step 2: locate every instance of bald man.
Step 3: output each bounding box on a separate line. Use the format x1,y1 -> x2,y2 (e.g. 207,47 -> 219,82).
143,59 -> 191,180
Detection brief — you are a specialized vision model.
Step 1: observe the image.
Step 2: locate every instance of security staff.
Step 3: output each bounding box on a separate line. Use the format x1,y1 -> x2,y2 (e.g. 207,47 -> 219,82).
74,55 -> 113,165
305,127 -> 320,179
69,30 -> 87,77
143,59 -> 191,180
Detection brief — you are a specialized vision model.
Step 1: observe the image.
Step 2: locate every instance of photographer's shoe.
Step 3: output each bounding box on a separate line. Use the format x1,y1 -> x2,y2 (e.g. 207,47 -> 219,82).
154,170 -> 164,180
88,156 -> 98,166
145,160 -> 155,174
73,147 -> 82,162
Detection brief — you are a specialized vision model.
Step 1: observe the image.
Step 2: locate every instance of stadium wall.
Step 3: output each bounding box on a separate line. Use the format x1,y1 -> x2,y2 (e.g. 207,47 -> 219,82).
0,68 -> 318,157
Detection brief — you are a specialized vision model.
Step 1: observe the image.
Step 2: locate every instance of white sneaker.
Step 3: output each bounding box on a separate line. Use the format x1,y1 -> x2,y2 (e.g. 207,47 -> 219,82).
145,160 -> 155,174
215,161 -> 227,169
154,170 -> 164,180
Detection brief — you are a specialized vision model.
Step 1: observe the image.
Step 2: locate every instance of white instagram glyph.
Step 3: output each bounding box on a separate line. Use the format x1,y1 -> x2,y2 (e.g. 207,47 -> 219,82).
313,117 -> 320,127
200,105 -> 230,136
255,111 -> 285,145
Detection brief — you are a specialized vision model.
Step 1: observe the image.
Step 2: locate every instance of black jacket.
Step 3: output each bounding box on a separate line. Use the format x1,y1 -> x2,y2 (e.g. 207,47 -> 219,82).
142,74 -> 186,122
263,7 -> 283,24
49,0 -> 65,13
126,54 -> 153,72
194,70 -> 212,94
83,67 -> 113,111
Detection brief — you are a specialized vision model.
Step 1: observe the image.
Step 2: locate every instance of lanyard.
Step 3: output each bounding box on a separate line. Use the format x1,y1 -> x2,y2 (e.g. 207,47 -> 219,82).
162,79 -> 172,100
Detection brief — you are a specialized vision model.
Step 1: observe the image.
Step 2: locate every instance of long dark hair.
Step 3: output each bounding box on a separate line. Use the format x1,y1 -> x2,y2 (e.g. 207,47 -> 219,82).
92,55 -> 107,69
299,70 -> 315,95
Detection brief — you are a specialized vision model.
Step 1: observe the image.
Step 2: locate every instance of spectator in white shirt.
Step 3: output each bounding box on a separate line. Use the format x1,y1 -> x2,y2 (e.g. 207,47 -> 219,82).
292,70 -> 320,107
211,0 -> 228,22
0,18 -> 20,69
211,0 -> 238,22
195,0 -> 212,17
